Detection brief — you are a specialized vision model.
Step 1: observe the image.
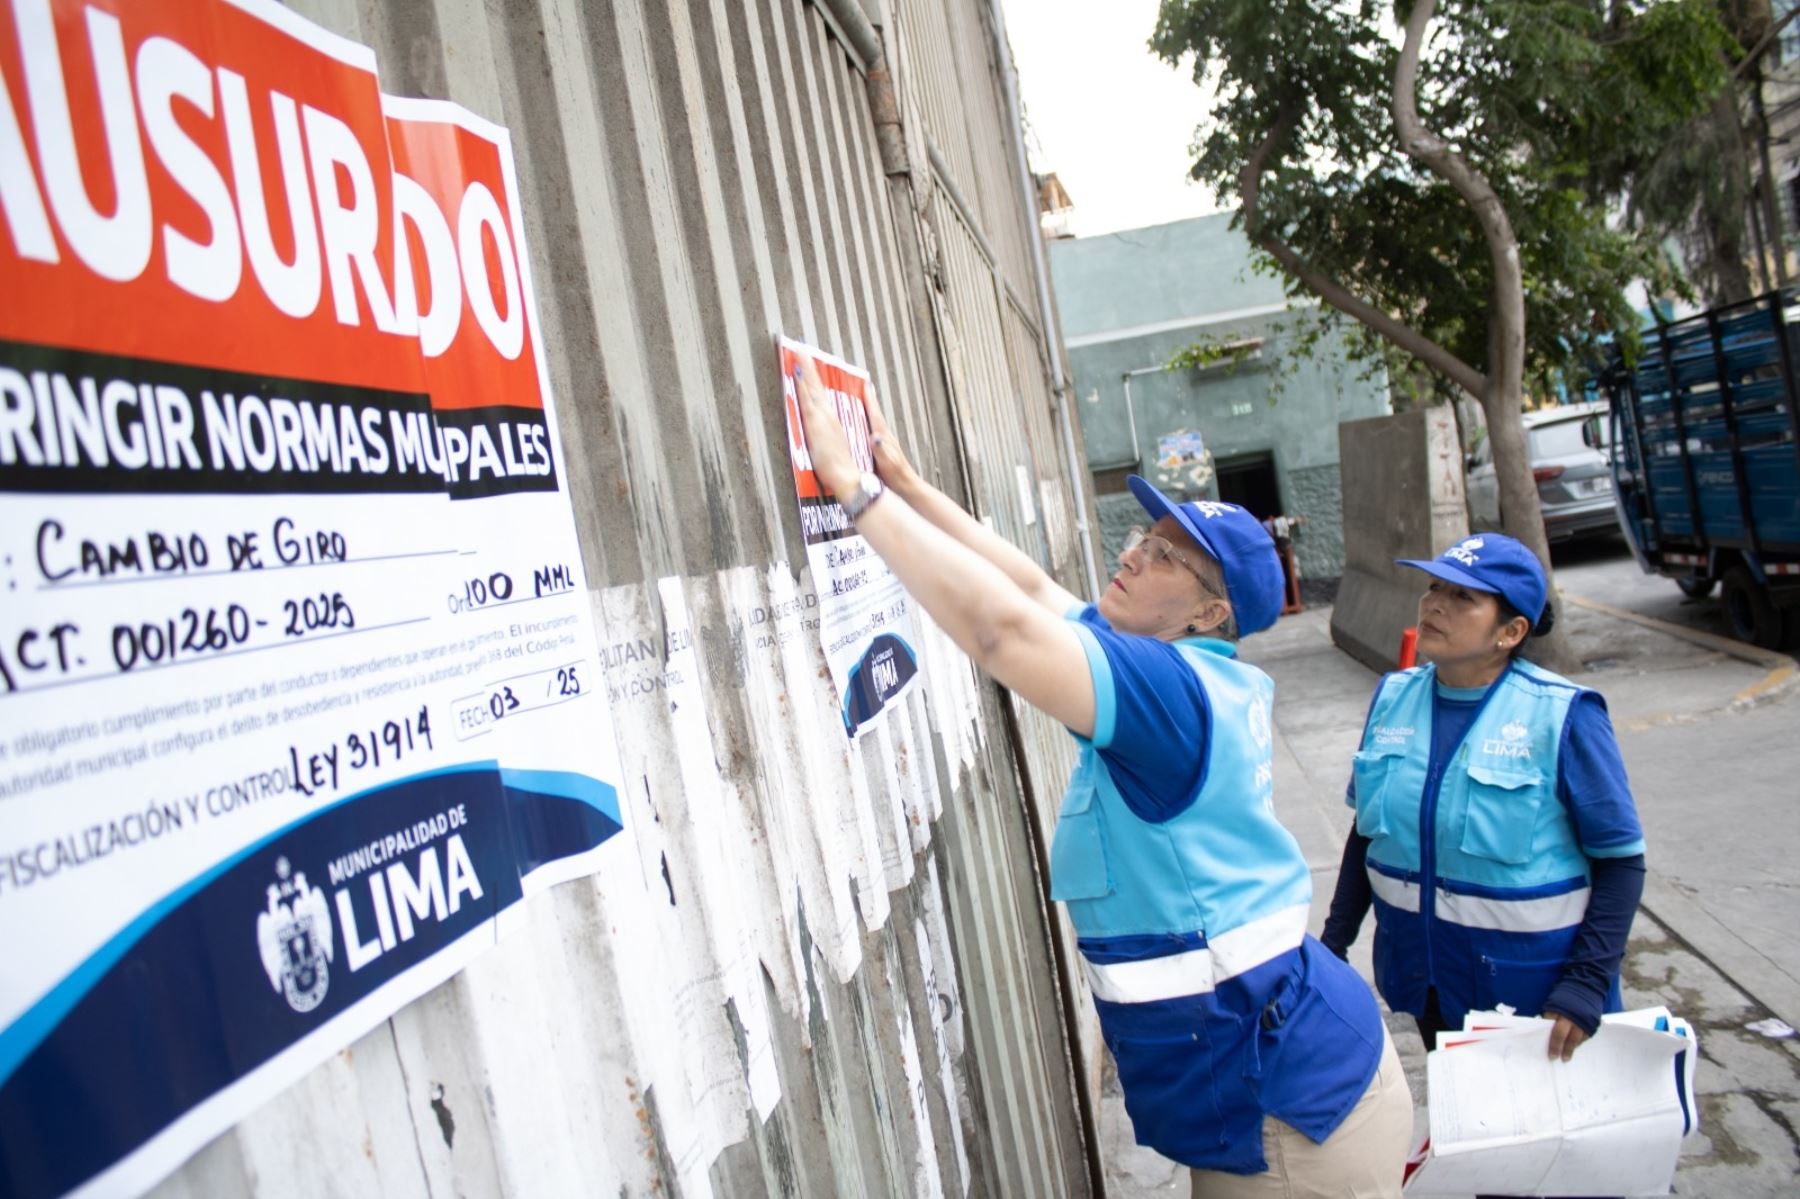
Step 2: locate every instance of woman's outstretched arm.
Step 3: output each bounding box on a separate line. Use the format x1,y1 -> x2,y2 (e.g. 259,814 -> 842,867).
795,356 -> 1095,735
857,375 -> 1085,616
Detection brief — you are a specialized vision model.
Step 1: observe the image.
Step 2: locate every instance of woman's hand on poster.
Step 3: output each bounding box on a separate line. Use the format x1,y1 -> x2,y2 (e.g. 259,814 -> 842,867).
793,354 -> 860,497
861,384 -> 915,489
1545,1011 -> 1590,1061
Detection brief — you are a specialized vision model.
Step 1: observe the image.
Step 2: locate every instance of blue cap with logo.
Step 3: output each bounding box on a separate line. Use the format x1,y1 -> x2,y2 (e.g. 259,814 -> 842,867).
1397,533 -> 1548,626
1126,475 -> 1284,636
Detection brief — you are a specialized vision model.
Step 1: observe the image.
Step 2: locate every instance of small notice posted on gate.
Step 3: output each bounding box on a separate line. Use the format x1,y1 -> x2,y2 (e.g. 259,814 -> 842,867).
776,336 -> 921,737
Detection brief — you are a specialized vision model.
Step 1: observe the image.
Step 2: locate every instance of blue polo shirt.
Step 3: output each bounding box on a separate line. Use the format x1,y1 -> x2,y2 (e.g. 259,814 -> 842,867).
1071,604 -> 1217,822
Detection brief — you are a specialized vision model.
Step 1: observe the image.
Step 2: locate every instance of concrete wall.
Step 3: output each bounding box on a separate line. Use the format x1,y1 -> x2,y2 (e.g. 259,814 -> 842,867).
144,2 -> 1100,1196
1049,215 -> 1390,580
1094,493 -> 1141,571
1051,211 -> 1286,336
1094,462 -> 1345,586
1330,407 -> 1471,673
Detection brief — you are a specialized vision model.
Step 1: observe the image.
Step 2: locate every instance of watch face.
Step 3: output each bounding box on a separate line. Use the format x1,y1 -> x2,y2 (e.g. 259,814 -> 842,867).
844,471 -> 883,519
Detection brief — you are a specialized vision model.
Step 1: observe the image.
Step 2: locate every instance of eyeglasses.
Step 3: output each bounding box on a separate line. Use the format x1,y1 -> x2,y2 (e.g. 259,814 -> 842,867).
1121,526 -> 1221,597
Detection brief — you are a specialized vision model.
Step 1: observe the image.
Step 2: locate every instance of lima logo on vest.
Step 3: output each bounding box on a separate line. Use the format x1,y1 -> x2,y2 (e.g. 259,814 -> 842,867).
1482,719 -> 1533,760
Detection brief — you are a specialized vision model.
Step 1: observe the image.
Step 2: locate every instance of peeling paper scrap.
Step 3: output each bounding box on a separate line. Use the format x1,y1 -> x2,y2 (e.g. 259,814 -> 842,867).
598,580 -> 745,1184
767,566 -> 863,981
915,912 -> 970,1195
891,949 -> 946,1199
656,578 -> 781,1132
907,688 -> 945,825
846,737 -> 894,931
721,566 -> 812,1027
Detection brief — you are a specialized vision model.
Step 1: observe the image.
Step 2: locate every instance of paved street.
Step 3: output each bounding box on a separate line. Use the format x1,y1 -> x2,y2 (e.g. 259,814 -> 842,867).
1553,534 -> 1800,666
1555,536 -> 1800,1034
1101,537 -> 1800,1197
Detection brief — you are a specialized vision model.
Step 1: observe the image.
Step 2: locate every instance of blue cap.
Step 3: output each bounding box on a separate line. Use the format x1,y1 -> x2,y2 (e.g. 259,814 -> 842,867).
1397,533 -> 1547,626
1126,475 -> 1284,636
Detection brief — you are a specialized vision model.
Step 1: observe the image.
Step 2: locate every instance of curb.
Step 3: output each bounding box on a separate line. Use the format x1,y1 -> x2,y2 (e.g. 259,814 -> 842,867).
1637,872 -> 1800,1034
1562,597 -> 1800,1032
1562,592 -> 1797,710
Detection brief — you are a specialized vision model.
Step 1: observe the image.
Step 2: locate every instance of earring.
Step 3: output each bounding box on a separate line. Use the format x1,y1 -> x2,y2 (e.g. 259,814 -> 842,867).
1186,623 -> 1198,633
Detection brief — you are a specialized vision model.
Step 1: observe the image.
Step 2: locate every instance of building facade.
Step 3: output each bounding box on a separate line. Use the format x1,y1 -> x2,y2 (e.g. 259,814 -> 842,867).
1048,213 -> 1391,586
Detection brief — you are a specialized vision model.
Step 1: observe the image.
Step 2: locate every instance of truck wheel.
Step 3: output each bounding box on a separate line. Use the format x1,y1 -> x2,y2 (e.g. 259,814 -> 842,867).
1722,566 -> 1784,650
1677,575 -> 1716,599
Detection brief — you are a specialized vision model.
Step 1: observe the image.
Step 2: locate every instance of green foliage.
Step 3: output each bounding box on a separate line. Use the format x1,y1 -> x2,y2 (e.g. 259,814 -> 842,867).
1628,2 -> 1781,307
1150,0 -> 1734,394
1167,305 -> 1417,410
1164,337 -> 1262,373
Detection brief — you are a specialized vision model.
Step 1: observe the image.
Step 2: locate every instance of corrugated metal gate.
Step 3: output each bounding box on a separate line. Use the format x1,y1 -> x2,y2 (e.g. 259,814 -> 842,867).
891,0 -> 1107,1124
143,1 -> 1105,1196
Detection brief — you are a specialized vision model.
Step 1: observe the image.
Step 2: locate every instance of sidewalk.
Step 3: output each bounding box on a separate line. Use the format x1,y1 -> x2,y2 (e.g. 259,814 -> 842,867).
1100,601 -> 1800,1197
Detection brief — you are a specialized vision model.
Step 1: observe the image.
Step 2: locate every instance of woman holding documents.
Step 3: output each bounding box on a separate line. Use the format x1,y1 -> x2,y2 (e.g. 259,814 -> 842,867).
793,357 -> 1410,1197
1322,535 -> 1647,1069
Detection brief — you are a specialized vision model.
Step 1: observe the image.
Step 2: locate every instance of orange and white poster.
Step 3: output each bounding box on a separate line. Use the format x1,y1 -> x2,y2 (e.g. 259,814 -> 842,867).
777,335 -> 920,737
0,2 -> 623,1195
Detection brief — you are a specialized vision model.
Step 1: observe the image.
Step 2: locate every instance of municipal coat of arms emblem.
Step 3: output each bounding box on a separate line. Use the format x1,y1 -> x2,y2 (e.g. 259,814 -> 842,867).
1247,694 -> 1272,749
256,856 -> 334,1014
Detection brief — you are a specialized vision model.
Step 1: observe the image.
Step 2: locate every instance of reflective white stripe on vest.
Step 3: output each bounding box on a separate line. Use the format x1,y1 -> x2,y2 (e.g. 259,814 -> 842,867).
1437,886 -> 1590,933
1367,868 -> 1586,932
1081,903 -> 1309,1004
1366,867 -> 1421,914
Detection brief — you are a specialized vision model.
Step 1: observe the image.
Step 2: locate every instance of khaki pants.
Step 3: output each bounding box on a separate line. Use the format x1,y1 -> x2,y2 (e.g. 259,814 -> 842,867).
1190,1028 -> 1413,1199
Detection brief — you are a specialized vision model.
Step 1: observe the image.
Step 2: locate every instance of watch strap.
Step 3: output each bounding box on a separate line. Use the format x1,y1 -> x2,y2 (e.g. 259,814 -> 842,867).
842,472 -> 885,520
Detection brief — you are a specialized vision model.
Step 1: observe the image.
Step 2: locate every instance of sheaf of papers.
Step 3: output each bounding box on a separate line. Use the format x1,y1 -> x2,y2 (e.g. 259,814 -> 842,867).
1404,1007 -> 1699,1196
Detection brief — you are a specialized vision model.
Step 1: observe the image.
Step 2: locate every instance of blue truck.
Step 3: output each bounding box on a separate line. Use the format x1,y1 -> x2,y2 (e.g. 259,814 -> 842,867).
1600,290 -> 1800,650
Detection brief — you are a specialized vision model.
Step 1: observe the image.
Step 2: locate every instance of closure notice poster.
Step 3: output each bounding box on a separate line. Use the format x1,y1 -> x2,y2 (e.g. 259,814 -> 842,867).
0,2 -> 626,1196
777,336 -> 920,737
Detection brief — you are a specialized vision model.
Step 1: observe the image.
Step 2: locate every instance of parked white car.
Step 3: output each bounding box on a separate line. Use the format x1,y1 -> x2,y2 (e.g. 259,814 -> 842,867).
1466,401 -> 1619,542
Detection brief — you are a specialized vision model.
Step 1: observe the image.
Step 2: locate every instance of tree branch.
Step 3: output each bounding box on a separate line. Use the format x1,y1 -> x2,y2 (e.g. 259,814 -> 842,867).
1734,7 -> 1800,79
1392,0 -> 1524,408
1236,107 -> 1490,400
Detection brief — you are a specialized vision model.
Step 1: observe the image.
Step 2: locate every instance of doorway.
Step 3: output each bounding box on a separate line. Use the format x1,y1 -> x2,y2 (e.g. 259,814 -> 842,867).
1215,452 -> 1282,519
1216,450 -> 1301,613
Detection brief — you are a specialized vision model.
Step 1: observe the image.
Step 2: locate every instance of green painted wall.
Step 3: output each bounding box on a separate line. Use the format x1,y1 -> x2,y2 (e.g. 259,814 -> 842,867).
1049,213 -> 1390,579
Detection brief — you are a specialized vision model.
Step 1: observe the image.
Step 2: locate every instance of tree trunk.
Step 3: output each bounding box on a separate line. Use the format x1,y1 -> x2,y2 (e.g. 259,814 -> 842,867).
1751,68 -> 1790,287
1706,88 -> 1758,304
1393,0 -> 1582,674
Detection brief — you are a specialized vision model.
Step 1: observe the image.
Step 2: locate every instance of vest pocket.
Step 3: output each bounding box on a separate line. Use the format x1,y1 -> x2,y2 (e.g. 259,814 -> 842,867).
1104,1024 -> 1233,1167
1350,749 -> 1399,837
1475,952 -> 1565,1017
1458,764 -> 1543,865
1050,782 -> 1112,901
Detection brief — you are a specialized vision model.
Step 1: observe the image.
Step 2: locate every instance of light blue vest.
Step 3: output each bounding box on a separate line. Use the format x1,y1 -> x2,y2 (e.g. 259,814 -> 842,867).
1353,660 -> 1599,1029
1051,643 -> 1311,934
1051,641 -> 1383,1174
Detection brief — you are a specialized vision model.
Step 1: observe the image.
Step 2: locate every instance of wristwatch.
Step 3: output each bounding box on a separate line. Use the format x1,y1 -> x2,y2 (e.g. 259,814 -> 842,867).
841,471 -> 885,520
